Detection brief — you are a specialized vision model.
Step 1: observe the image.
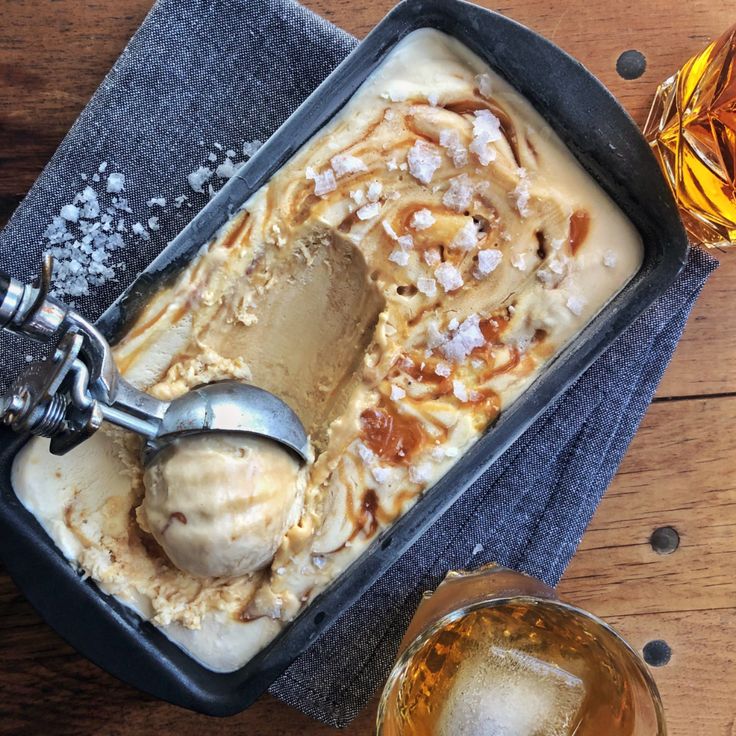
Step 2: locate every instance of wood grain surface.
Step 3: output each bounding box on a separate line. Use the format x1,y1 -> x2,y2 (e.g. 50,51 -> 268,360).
1,0 -> 734,733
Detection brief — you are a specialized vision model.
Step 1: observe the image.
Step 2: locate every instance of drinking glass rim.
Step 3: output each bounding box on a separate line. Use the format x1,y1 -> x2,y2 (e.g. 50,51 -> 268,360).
376,595 -> 667,735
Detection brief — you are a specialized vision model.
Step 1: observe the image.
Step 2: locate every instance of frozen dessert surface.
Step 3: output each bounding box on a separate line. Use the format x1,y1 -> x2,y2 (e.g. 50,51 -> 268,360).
12,28 -> 643,672
141,433 -> 304,578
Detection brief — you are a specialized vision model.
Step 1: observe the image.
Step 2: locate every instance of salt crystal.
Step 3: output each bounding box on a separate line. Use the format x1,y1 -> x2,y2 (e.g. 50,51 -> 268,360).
213,142 -> 223,150
25,354 -> 33,363
472,542 -> 484,556
566,295 -> 586,315
388,249 -> 410,266
434,361 -> 451,377
448,318 -> 460,331
417,277 -> 437,297
441,314 -> 486,362
60,204 -> 80,223
450,219 -> 479,251
397,234 -> 414,250
424,248 -> 441,266
407,140 -> 442,185
357,202 -> 381,220
390,385 -> 406,401
242,140 -> 263,158
131,222 -> 150,240
410,208 -> 435,230
187,166 -> 213,194
80,173 -> 87,181
439,129 -> 468,167
350,189 -> 365,205
313,555 -> 327,569
477,249 -> 502,275
511,253 -> 528,271
174,195 -> 188,208
207,152 -> 218,163
427,92 -> 439,106
435,262 -> 464,292
146,197 -> 166,208
356,442 -> 375,465
382,220 -> 399,240
92,173 -> 100,183
603,250 -> 617,268
98,161 -> 108,173
475,73 -> 493,98
371,465 -> 392,484
225,149 -> 237,158
409,463 -> 432,484
216,157 -> 241,180
426,321 -> 446,349
276,567 -> 286,575
470,110 -> 502,166
384,109 -> 395,121
512,173 -> 531,216
387,158 -> 398,171
453,379 -> 469,402
367,181 -> 383,202
442,174 -> 473,211
306,167 -> 337,197
106,172 -> 125,193
147,216 -> 160,231
331,153 -> 368,178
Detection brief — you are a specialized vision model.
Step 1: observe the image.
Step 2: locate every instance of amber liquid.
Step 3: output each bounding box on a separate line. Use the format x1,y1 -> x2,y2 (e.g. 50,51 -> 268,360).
644,24 -> 736,246
380,600 -> 660,736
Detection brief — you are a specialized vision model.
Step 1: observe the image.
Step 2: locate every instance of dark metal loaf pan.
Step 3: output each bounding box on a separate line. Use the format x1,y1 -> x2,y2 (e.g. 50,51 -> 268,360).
0,0 -> 688,716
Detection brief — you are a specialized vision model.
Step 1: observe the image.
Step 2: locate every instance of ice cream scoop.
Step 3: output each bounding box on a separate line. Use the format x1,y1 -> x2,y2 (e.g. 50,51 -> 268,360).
0,258 -> 309,464
141,432 -> 304,578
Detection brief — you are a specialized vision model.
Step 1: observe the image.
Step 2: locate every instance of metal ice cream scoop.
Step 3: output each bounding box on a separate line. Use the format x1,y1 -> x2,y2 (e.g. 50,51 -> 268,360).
0,258 -> 309,463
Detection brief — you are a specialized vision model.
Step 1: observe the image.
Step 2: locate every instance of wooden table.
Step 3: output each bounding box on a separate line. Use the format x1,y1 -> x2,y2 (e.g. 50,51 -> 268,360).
1,0 -> 734,733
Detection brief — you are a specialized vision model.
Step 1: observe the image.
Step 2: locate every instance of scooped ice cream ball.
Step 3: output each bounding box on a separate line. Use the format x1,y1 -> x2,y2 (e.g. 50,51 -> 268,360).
141,432 -> 304,578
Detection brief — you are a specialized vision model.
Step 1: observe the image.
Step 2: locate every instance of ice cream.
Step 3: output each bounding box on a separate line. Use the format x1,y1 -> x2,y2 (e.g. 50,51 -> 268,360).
141,433 -> 304,578
11,28 -> 643,672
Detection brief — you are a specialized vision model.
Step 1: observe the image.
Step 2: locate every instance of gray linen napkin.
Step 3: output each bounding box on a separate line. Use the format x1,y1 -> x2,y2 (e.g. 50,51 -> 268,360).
0,0 -> 717,726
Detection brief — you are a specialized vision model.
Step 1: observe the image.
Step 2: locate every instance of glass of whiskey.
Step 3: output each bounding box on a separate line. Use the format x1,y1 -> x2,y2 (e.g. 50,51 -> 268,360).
377,564 -> 666,735
644,24 -> 736,247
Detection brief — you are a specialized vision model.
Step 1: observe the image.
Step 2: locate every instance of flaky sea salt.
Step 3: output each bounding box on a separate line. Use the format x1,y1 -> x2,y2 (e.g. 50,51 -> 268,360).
146,197 -> 166,208
242,140 -> 263,158
60,204 -> 80,223
371,465 -> 392,484
382,220 -> 399,240
450,219 -> 479,251
147,216 -> 160,231
356,441 -> 375,464
357,202 -> 381,220
131,222 -> 150,240
410,208 -> 435,230
472,542 -> 484,556
216,157 -> 242,180
470,110 -> 502,166
417,277 -> 437,297
477,248 -> 502,275
441,314 -> 486,362
390,384 -> 406,401
207,152 -> 218,163
388,249 -> 410,266
435,262 -> 464,292
397,234 -> 414,250
407,140 -> 442,185
453,379 -> 469,402
331,153 -> 368,178
409,463 -> 432,484
187,166 -> 213,194
387,158 -> 398,171
475,73 -> 493,98
306,166 -> 337,197
439,129 -> 468,168
350,189 -> 365,205
423,248 -> 441,266
566,295 -> 586,315
106,172 -> 126,193
367,181 -> 383,202
442,174 -> 473,211
434,361 -> 451,377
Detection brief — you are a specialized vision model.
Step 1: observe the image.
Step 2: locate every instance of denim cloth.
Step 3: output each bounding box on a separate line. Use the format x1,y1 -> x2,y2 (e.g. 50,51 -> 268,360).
0,0 -> 716,726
